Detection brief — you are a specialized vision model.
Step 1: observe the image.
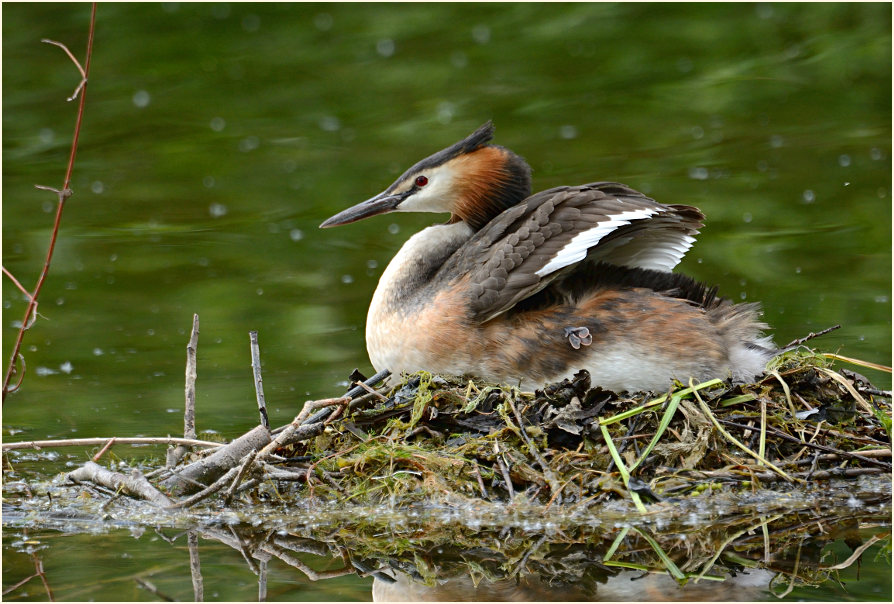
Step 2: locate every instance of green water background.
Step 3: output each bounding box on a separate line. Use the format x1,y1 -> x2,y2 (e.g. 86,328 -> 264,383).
2,3 -> 891,600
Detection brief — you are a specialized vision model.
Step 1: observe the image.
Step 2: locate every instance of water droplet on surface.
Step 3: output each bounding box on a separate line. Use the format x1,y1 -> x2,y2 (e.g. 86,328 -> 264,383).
437,101 -> 455,125
132,90 -> 151,108
688,166 -> 708,180
376,39 -> 395,57
313,13 -> 333,31
559,125 -> 578,140
239,136 -> 259,152
472,25 -> 490,44
319,116 -> 341,132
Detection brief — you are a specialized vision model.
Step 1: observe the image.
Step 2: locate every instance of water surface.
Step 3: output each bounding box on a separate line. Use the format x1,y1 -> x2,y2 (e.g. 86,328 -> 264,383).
2,3 -> 891,601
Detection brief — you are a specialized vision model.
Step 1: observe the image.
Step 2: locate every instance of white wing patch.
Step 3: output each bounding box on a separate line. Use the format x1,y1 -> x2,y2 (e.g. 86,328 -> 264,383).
535,208 -> 659,277
598,231 -> 697,272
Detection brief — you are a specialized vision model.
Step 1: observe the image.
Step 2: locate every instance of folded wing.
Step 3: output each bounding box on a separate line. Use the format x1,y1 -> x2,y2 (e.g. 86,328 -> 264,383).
441,182 -> 704,323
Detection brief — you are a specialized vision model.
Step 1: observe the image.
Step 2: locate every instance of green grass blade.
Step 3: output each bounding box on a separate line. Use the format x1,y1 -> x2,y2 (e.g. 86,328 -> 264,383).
630,393 -> 681,473
599,379 -> 723,426
603,526 -> 631,562
599,424 -> 647,513
632,527 -> 687,583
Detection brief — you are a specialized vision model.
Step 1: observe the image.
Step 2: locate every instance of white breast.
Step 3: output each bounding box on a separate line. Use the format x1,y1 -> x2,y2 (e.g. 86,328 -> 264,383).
366,222 -> 473,374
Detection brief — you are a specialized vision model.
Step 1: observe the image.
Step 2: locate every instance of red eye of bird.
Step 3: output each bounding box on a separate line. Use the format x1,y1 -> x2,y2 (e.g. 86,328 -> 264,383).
415,175 -> 428,187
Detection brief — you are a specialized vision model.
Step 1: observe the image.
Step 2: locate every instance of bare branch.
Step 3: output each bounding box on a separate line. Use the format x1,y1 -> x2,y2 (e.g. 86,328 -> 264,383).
169,314 -> 201,467
188,531 -> 204,601
2,436 -> 223,452
67,461 -> 173,507
249,331 -> 269,428
3,3 -> 97,402
1,267 -> 33,300
41,38 -> 86,77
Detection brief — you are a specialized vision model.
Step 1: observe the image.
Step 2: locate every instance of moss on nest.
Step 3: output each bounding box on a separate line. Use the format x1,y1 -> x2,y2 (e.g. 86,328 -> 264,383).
265,350 -> 891,509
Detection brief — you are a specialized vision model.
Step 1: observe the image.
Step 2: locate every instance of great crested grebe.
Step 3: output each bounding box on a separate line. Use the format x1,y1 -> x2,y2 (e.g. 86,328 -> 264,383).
321,122 -> 774,392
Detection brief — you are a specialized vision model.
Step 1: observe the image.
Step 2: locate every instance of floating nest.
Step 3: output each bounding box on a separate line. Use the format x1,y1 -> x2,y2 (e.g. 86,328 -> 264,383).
4,346 -> 891,597
5,346 -> 890,513
248,349 -> 891,511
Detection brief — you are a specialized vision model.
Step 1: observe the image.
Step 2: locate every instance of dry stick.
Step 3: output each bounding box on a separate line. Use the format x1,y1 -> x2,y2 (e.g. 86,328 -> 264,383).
258,542 -> 354,581
506,398 -> 561,495
2,436 -> 223,452
2,266 -> 32,299
472,462 -> 488,499
493,442 -> 515,500
2,3 -> 96,402
249,331 -> 269,429
67,461 -> 173,507
224,450 -> 258,504
816,366 -> 875,415
167,466 -> 240,509
185,314 -> 199,438
782,449 -> 891,467
268,370 -> 390,435
34,554 -> 54,601
164,393 -> 351,501
91,437 -> 117,462
690,379 -> 796,483
169,314 -> 201,468
134,578 -> 175,602
188,531 -> 204,602
160,425 -> 272,497
823,353 -> 893,374
717,419 -> 892,470
257,398 -> 348,461
1,572 -> 36,596
258,559 -> 268,602
17,553 -> 53,601
823,535 -> 884,570
782,324 -> 841,349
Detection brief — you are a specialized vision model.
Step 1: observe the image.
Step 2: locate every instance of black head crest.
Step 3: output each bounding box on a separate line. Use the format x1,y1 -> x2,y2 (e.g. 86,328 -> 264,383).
391,122 -> 495,187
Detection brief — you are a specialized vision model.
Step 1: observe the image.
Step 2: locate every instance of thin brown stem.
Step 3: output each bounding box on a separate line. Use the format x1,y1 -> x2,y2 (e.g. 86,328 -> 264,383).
2,436 -> 223,452
1,266 -> 33,300
3,3 -> 97,403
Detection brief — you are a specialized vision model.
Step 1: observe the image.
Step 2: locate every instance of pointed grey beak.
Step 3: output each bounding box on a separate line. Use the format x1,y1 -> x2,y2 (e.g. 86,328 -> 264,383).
320,190 -> 407,228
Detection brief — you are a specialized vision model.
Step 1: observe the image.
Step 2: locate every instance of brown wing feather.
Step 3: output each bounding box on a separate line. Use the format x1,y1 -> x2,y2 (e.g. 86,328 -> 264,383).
438,182 -> 703,323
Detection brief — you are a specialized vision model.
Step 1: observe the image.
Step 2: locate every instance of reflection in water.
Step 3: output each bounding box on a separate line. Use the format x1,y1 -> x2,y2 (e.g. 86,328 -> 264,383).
372,568 -> 776,601
3,485 -> 889,601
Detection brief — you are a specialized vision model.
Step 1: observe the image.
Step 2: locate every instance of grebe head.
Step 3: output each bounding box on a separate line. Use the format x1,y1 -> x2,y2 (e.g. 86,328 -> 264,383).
320,121 -> 532,231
